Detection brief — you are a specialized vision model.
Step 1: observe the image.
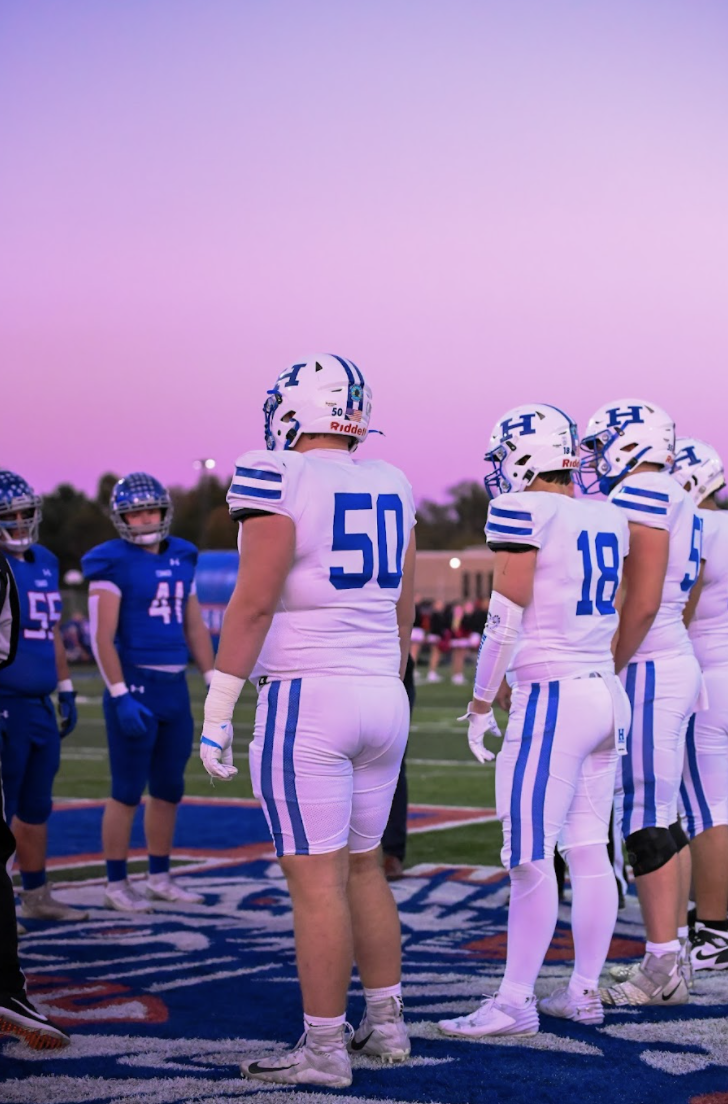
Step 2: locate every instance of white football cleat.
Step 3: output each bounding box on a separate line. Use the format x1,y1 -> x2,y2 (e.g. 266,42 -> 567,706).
103,879 -> 153,913
349,996 -> 410,1062
144,874 -> 204,905
241,1029 -> 352,1088
538,984 -> 603,1025
690,925 -> 728,971
600,952 -> 689,1006
19,884 -> 89,922
438,994 -> 539,1038
426,671 -> 442,684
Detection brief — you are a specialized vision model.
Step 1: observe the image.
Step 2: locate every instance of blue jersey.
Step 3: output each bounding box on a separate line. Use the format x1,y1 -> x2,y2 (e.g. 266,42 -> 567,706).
0,545 -> 61,697
81,537 -> 198,668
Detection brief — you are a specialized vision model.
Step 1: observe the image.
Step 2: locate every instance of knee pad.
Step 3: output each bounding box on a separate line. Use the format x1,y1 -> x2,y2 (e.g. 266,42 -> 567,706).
111,780 -> 145,807
669,820 -> 690,853
510,858 -> 554,900
625,826 -> 677,877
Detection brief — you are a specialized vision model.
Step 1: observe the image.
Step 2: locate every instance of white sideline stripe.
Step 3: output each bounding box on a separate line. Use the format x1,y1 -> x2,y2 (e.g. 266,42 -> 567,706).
149,960 -> 279,992
96,955 -> 236,981
409,813 -> 498,834
62,748 -> 480,768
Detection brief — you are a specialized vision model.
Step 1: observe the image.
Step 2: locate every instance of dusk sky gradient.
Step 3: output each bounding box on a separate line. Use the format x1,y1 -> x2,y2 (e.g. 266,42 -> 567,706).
2,1 -> 727,503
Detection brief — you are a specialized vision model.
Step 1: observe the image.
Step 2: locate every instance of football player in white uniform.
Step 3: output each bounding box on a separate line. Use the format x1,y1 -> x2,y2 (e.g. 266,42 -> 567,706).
580,401 -> 703,1007
672,437 -> 728,970
438,404 -> 630,1039
199,356 -> 416,1089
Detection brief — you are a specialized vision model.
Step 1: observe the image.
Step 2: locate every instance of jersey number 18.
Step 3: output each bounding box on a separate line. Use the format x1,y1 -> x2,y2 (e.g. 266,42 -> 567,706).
575,531 -> 620,616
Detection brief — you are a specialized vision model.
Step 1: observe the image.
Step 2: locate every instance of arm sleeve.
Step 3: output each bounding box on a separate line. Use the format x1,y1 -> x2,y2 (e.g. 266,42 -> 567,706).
608,482 -> 671,531
227,451 -> 301,524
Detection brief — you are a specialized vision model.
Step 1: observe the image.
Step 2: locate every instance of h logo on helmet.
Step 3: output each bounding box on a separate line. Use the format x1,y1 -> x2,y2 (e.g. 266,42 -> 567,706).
674,444 -> 701,468
500,413 -> 536,441
278,363 -> 306,388
606,405 -> 644,428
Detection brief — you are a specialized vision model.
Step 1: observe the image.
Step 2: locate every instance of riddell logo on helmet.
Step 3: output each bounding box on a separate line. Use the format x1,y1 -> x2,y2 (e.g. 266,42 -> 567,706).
562,458 -> 580,469
330,421 -> 366,437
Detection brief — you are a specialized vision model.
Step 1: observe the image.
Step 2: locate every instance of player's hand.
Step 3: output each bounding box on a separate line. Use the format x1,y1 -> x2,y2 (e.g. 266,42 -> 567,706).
57,690 -> 78,738
494,679 -> 512,713
113,692 -> 153,737
458,702 -> 502,764
200,721 -> 238,780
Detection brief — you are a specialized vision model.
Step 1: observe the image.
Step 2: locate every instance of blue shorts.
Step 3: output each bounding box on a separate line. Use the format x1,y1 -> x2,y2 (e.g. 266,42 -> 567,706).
0,694 -> 61,825
103,667 -> 194,807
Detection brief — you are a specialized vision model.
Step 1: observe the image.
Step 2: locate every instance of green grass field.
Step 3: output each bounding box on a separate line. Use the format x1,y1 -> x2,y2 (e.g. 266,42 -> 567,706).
55,669 -> 506,869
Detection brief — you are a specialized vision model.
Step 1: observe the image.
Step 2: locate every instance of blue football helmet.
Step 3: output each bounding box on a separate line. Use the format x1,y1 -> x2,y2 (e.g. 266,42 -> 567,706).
671,437 -> 725,506
110,473 -> 173,545
578,399 -> 675,495
263,354 -> 372,452
483,403 -> 579,497
0,470 -> 42,551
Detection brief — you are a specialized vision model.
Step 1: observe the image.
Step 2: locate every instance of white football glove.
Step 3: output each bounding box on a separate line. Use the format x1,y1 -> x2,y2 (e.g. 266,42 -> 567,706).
200,721 -> 238,780
458,704 -> 502,764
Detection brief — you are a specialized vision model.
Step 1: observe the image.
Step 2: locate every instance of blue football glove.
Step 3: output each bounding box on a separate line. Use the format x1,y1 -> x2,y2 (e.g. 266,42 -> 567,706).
113,692 -> 153,737
57,690 -> 78,738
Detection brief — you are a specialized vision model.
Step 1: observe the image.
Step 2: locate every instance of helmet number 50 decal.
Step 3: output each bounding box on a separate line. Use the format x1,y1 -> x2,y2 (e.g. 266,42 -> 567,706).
330,493 -> 404,590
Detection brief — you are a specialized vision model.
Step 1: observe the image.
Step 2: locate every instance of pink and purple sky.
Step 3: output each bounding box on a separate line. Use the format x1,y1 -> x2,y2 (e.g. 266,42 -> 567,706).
2,1 -> 727,503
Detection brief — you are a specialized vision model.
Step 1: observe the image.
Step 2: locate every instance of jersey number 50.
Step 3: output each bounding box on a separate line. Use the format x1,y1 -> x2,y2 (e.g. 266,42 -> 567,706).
576,531 -> 620,616
330,493 -> 404,590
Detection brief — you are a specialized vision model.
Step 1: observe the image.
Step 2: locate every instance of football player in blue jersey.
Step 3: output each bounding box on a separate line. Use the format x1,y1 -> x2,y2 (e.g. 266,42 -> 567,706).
82,473 -> 215,913
0,471 -> 86,923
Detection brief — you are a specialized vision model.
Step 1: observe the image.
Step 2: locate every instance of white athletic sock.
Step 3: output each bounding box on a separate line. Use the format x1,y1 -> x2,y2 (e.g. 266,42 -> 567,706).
498,978 -> 534,1005
364,983 -> 402,1004
567,844 -> 618,990
304,1012 -> 347,1043
646,939 -> 680,957
677,925 -> 689,943
501,858 -> 558,994
568,971 -> 599,999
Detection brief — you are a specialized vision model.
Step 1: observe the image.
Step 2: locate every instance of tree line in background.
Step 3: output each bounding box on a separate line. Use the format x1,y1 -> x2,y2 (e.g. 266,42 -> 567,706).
40,475 -> 490,577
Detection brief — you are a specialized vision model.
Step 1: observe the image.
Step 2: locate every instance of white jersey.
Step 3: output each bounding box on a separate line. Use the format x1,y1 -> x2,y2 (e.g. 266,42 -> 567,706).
608,471 -> 702,661
485,491 -> 629,685
227,448 -> 416,680
688,508 -> 728,670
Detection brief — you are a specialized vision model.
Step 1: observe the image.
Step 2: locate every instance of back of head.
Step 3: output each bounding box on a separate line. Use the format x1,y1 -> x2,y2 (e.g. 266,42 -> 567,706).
263,355 -> 372,453
483,403 -> 579,497
0,470 -> 42,551
579,398 -> 675,495
671,437 -> 725,506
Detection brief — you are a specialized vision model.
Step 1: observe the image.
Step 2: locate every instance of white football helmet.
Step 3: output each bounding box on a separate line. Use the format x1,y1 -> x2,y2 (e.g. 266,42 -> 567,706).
483,403 -> 579,497
263,355 -> 372,452
578,398 -> 675,495
671,437 -> 725,506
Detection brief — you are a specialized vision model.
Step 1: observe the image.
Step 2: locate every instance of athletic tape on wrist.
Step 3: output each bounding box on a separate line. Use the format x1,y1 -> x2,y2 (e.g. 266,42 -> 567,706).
204,669 -> 246,727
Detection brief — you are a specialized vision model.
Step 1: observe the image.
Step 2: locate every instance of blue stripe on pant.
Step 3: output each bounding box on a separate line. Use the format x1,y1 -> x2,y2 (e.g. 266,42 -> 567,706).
260,679 -> 309,857
681,714 -> 713,838
530,682 -> 560,861
509,683 -> 541,868
642,660 -> 656,826
621,663 -> 638,837
283,679 -> 308,855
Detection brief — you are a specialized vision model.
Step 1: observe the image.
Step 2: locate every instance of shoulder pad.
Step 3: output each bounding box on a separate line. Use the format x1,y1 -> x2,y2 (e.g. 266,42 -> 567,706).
486,491 -> 553,549
81,540 -> 125,582
32,544 -> 59,569
227,450 -> 302,520
609,473 -> 672,527
166,536 -> 198,562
